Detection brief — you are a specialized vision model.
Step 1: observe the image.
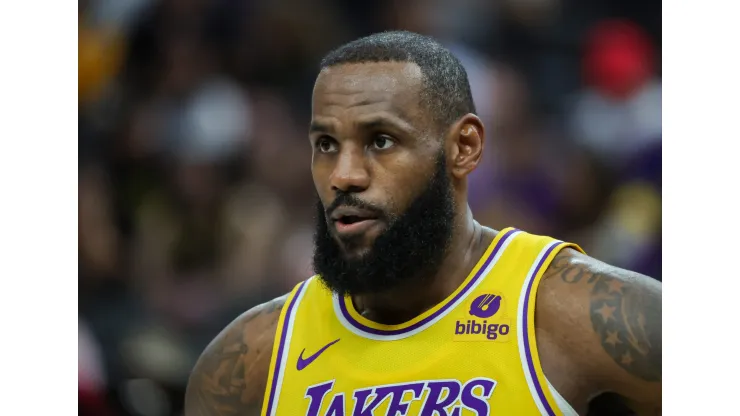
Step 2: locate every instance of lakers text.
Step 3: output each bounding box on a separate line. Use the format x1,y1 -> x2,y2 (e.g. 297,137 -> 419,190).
303,378 -> 497,416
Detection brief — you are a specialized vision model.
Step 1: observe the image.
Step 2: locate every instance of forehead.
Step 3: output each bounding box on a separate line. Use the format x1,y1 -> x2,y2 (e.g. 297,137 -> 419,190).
312,62 -> 424,124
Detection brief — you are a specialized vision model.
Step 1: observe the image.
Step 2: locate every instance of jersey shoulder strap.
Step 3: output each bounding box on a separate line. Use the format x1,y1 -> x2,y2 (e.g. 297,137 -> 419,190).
261,278 -> 313,416
500,230 -> 585,416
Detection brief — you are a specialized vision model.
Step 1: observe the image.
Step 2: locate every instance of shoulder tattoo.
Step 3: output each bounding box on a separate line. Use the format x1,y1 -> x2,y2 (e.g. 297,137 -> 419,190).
549,251 -> 662,382
185,296 -> 287,416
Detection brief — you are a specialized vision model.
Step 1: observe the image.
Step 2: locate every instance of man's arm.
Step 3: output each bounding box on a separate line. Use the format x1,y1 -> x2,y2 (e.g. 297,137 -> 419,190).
537,248 -> 661,414
184,295 -> 288,416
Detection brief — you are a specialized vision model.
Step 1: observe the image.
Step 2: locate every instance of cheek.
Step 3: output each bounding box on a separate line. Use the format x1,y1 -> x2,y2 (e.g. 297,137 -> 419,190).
373,165 -> 427,214
311,162 -> 340,214
311,160 -> 330,191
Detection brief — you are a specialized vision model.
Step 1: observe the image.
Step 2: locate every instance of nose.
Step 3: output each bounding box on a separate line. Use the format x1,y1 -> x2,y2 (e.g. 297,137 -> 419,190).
330,147 -> 370,193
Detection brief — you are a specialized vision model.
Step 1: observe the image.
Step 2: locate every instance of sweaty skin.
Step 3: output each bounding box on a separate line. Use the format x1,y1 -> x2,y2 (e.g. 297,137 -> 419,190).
184,62 -> 662,416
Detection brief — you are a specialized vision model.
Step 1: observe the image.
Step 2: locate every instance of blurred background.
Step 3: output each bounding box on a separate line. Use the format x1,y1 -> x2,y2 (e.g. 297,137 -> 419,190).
78,0 -> 661,414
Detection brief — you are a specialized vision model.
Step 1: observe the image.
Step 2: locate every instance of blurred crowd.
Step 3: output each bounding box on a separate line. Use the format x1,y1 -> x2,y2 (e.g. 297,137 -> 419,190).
78,0 -> 661,415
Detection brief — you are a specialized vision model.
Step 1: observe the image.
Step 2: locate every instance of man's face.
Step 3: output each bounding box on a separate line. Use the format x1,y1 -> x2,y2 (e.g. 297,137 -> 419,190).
310,62 -> 456,296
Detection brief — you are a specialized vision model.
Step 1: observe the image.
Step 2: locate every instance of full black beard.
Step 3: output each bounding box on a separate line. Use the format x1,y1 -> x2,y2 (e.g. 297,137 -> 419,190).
312,152 -> 455,296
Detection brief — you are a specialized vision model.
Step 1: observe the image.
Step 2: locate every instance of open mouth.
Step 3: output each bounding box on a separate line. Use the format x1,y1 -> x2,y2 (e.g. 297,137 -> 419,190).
332,214 -> 380,235
329,204 -> 382,235
336,215 -> 373,225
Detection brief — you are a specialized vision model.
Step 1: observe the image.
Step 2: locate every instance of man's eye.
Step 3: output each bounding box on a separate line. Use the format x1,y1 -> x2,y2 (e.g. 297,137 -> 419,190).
372,135 -> 395,150
316,137 -> 337,153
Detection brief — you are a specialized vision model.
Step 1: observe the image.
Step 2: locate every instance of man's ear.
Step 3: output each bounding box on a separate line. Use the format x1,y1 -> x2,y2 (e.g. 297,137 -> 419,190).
446,114 -> 485,180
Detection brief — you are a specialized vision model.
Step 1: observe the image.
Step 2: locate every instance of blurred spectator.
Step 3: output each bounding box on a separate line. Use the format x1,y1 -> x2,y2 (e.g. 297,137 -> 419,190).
79,319 -> 111,416
79,10 -> 126,106
79,163 -> 121,284
569,20 -> 662,167
583,141 -> 662,278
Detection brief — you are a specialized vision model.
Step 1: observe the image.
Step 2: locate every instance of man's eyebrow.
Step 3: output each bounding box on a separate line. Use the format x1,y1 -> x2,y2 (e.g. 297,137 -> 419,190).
355,115 -> 416,134
358,118 -> 394,130
309,120 -> 334,135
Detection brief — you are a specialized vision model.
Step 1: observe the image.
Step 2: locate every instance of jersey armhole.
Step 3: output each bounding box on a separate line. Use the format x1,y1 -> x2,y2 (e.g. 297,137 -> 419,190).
517,241 -> 583,416
261,277 -> 314,416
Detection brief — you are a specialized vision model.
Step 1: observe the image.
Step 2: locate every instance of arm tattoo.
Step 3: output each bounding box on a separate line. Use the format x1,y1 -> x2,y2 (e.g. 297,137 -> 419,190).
550,253 -> 662,382
186,297 -> 286,416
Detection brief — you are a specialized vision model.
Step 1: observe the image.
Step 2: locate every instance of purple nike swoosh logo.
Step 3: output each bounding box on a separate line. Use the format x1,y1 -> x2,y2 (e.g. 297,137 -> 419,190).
297,339 -> 340,371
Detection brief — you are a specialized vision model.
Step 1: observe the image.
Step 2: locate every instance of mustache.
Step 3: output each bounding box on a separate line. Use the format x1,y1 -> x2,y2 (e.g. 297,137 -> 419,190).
324,192 -> 386,219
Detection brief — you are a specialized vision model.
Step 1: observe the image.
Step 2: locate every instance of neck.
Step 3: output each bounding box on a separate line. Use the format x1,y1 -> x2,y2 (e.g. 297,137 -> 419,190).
351,206 -> 496,325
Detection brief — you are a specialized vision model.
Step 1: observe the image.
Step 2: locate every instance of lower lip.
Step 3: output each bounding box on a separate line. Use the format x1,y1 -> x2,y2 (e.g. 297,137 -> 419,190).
334,219 -> 379,236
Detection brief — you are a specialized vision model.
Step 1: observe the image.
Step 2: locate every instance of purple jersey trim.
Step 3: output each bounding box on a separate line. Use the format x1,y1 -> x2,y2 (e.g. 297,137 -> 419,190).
338,228 -> 519,336
522,241 -> 561,416
264,280 -> 308,416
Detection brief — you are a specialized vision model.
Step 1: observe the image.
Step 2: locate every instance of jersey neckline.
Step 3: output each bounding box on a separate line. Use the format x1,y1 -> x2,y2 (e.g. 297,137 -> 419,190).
332,227 -> 520,340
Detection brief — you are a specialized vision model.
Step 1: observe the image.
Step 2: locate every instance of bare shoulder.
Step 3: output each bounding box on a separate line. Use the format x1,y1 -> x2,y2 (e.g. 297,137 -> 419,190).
536,248 -> 662,412
184,294 -> 289,416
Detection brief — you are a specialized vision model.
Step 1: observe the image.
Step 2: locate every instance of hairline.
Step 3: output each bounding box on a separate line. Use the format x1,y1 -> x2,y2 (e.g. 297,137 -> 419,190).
317,60 -> 451,133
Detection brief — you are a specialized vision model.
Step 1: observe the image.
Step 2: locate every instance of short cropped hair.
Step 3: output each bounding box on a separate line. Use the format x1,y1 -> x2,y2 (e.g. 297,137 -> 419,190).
320,31 -> 477,129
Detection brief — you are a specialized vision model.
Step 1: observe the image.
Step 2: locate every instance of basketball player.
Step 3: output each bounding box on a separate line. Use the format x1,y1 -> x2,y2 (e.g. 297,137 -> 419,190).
184,31 -> 661,416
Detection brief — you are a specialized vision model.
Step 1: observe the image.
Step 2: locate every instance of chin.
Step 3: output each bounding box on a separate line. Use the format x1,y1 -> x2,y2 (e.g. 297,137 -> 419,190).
339,245 -> 373,262
334,237 -> 375,261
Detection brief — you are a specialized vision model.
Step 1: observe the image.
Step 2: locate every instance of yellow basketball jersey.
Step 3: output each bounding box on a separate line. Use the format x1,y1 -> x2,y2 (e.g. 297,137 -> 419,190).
261,228 -> 583,416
